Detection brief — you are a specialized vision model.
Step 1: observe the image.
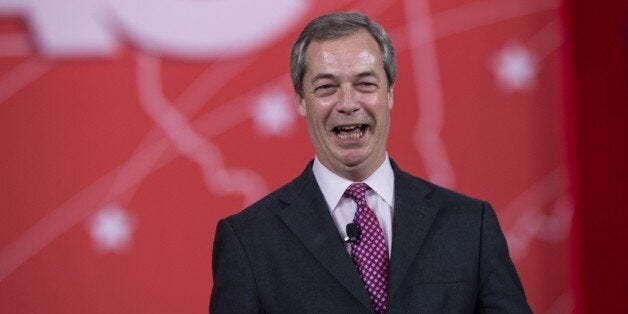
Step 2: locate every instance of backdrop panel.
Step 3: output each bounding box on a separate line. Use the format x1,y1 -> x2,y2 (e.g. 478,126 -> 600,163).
0,1 -> 575,313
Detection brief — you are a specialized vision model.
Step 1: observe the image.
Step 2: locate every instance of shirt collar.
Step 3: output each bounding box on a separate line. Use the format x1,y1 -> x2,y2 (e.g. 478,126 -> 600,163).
312,155 -> 395,212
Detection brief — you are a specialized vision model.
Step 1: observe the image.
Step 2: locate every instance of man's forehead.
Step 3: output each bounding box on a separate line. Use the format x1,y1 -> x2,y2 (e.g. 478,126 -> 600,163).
304,32 -> 383,80
319,49 -> 376,64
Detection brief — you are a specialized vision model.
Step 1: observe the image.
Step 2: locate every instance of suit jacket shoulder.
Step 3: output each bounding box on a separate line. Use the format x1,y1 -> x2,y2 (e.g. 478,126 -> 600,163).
393,161 -> 484,209
221,162 -> 318,230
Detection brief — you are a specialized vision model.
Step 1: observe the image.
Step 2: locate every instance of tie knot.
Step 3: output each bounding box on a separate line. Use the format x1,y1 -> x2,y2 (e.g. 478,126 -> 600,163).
345,183 -> 369,203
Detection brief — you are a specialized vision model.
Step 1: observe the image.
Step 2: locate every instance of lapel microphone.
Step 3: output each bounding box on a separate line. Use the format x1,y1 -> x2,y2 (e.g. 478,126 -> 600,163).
343,223 -> 360,244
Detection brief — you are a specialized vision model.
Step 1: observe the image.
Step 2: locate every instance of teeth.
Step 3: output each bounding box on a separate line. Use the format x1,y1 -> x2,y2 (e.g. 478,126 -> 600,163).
336,125 -> 361,131
333,124 -> 366,140
337,130 -> 364,140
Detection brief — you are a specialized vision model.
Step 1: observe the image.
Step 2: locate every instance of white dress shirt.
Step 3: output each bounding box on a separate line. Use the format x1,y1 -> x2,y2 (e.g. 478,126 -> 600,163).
312,155 -> 395,256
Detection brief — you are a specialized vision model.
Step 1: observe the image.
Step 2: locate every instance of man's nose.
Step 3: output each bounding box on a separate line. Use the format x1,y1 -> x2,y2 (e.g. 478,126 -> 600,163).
335,85 -> 360,114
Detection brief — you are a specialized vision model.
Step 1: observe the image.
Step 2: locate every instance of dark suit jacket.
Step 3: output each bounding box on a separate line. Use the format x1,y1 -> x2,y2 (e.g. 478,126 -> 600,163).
210,161 -> 531,313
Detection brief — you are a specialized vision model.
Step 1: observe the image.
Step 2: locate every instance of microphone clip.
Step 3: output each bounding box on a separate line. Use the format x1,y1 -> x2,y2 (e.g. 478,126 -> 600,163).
343,223 -> 360,244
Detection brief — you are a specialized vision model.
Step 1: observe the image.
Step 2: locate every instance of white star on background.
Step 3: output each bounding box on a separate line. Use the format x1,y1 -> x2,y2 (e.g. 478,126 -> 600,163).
492,42 -> 537,93
251,90 -> 296,137
87,205 -> 136,253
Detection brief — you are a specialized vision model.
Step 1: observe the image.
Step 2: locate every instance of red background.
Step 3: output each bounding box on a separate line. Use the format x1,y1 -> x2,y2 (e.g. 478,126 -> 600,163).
1,0 -> 626,313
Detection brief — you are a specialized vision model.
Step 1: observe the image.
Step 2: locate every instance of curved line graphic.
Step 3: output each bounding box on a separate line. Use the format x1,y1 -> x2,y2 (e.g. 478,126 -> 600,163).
404,0 -> 456,188
135,54 -> 268,204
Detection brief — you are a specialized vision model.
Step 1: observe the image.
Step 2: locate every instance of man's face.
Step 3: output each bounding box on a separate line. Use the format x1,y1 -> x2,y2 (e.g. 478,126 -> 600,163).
298,29 -> 393,181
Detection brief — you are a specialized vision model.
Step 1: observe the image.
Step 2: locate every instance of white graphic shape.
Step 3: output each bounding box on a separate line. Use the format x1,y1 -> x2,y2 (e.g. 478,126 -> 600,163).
0,0 -> 308,58
136,54 -> 268,205
501,167 -> 572,261
252,91 -> 296,137
492,42 -> 537,92
1,0 -> 118,57
87,206 -> 136,253
405,0 -> 456,188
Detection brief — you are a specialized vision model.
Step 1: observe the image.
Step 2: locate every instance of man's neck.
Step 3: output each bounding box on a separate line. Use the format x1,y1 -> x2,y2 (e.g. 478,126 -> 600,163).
316,154 -> 387,182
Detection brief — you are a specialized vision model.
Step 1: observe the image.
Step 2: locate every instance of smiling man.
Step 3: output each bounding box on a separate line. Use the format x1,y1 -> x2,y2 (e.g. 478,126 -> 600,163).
297,27 -> 392,182
210,12 -> 531,313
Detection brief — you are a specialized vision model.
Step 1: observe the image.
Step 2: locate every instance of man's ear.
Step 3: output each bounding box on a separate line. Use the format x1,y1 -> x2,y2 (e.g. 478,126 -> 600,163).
387,88 -> 394,110
297,96 -> 307,117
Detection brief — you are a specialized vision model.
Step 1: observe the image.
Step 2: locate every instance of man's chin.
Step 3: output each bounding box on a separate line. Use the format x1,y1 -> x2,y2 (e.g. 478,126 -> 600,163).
337,154 -> 371,171
320,153 -> 366,173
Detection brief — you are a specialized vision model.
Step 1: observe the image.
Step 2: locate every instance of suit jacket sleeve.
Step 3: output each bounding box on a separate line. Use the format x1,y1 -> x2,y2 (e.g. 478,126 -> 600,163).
210,219 -> 261,313
477,202 -> 532,313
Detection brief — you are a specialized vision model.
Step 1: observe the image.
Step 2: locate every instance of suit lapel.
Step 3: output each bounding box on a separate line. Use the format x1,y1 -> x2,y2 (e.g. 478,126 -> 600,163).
387,164 -> 440,300
277,164 -> 373,311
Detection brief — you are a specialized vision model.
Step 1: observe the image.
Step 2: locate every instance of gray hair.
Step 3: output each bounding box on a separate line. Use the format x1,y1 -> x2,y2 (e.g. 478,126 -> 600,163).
290,12 -> 397,98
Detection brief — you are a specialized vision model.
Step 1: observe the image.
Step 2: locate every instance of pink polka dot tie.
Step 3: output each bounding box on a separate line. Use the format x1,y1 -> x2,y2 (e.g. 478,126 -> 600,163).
345,183 -> 389,314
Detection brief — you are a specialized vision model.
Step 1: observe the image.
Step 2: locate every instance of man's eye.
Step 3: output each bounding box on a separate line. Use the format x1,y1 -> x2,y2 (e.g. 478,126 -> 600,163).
314,84 -> 337,97
356,82 -> 378,92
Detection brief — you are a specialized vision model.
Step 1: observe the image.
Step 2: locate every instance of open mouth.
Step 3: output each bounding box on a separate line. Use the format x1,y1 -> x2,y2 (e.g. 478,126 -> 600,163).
332,124 -> 368,140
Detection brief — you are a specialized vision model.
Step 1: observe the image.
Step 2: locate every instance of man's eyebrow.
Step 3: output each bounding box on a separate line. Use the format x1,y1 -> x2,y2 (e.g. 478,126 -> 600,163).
311,71 -> 379,83
311,73 -> 337,83
355,71 -> 379,79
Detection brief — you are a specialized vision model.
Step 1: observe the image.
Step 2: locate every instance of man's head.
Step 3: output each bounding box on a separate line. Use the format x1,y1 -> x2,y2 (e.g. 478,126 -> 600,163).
290,13 -> 396,98
290,13 -> 396,181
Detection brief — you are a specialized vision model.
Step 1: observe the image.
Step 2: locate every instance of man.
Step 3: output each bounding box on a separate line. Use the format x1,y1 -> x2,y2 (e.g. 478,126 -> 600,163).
210,12 -> 531,313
